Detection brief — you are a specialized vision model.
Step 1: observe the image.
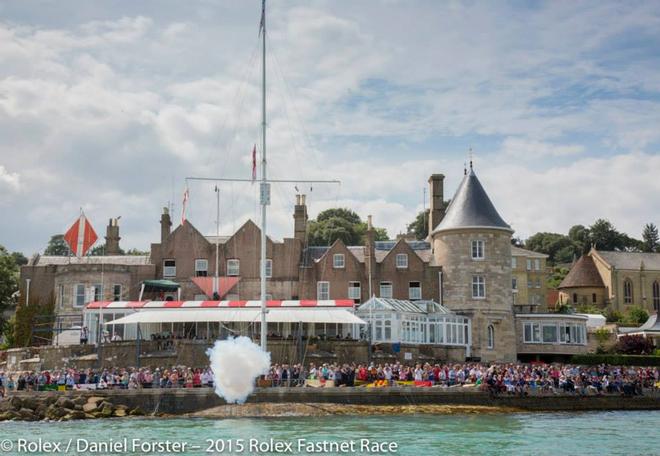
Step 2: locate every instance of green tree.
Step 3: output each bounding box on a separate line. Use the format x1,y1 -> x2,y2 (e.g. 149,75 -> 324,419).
406,202 -> 450,240
89,244 -> 126,256
568,224 -> 590,254
524,232 -> 577,264
547,267 -> 570,289
307,208 -> 388,246
642,223 -> 659,253
588,219 -> 641,251
44,234 -> 69,256
125,248 -> 149,256
0,245 -> 19,336
624,306 -> 649,326
11,252 -> 28,266
10,291 -> 55,347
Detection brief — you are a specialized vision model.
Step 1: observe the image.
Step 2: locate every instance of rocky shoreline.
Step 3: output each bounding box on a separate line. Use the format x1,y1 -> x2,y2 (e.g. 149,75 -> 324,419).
0,394 -> 146,422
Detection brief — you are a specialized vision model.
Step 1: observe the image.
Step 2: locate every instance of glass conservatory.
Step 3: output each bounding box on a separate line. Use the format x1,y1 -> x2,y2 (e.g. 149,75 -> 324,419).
355,298 -> 471,347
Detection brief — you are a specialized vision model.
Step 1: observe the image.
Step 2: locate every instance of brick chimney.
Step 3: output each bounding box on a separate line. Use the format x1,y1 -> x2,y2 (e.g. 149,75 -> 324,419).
293,194 -> 308,243
428,174 -> 445,236
161,207 -> 172,243
365,215 -> 376,298
105,218 -> 121,255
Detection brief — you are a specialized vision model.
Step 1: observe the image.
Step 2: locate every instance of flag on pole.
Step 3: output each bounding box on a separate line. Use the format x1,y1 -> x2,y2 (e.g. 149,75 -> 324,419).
63,211 -> 98,257
181,187 -> 190,225
251,144 -> 257,182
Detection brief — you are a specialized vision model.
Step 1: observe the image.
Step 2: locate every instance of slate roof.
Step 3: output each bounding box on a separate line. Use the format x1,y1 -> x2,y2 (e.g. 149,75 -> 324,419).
511,245 -> 548,258
558,255 -> 605,289
29,255 -> 151,266
432,169 -> 511,234
301,241 -> 433,267
595,250 -> 660,271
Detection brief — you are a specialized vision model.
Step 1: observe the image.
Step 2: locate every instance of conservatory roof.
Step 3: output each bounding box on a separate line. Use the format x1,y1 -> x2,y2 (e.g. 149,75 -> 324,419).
356,298 -> 454,315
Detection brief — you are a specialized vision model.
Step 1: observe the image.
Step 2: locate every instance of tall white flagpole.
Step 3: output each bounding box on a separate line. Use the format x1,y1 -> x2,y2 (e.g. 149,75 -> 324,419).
259,0 -> 269,351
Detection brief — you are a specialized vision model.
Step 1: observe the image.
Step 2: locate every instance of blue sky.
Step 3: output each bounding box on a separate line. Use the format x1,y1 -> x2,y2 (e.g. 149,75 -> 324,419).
1,1 -> 660,255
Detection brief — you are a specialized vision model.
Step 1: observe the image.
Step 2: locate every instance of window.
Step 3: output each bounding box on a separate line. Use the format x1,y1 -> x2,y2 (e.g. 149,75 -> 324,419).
380,281 -> 393,298
261,259 -> 272,278
531,294 -> 541,306
572,293 -> 578,304
512,278 -> 518,291
528,279 -> 533,289
623,279 -> 633,304
317,281 -> 330,300
472,276 -> 485,299
195,259 -> 208,277
592,293 -> 597,304
535,278 -> 541,288
511,257 -> 517,269
523,322 -> 541,343
348,281 -> 361,302
227,259 -> 240,276
526,259 -> 532,270
58,285 -> 64,309
395,253 -> 408,269
163,259 -> 176,278
333,254 -> 345,269
487,325 -> 494,349
653,281 -> 660,311
534,259 -> 541,271
93,284 -> 103,301
471,240 -> 484,259
409,282 -> 421,300
74,284 -> 85,307
542,324 -> 558,343
112,284 -> 122,301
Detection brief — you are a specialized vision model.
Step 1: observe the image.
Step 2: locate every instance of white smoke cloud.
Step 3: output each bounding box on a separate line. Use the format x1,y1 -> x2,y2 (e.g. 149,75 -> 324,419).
206,336 -> 271,404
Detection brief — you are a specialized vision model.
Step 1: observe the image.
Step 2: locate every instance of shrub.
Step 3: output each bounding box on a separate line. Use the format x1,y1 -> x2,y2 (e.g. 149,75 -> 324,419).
575,304 -> 603,315
605,309 -> 623,323
571,354 -> 660,366
614,334 -> 655,355
624,306 -> 649,326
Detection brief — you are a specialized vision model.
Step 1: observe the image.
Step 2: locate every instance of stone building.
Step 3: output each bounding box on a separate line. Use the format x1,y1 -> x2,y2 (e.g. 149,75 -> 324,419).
19,168 -> 588,361
559,249 -> 660,314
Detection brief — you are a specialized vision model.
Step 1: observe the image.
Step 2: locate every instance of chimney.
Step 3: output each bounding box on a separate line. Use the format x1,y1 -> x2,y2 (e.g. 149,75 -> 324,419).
365,215 -> 376,297
105,218 -> 121,255
161,207 -> 172,243
293,194 -> 308,243
428,174 -> 445,236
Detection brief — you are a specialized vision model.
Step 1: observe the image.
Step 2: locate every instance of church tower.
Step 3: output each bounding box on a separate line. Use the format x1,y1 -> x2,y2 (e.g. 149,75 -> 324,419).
431,165 -> 516,362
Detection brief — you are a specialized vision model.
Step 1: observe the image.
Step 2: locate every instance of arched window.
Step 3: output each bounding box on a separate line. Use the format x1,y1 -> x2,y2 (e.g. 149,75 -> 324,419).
487,325 -> 494,349
653,281 -> 660,311
623,279 -> 633,304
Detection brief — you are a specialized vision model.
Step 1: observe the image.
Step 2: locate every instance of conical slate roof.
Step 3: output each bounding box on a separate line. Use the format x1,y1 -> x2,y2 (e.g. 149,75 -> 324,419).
432,168 -> 511,234
558,255 -> 605,289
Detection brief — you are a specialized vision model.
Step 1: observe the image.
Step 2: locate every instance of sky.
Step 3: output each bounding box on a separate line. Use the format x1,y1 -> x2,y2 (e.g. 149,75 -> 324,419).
1,0 -> 660,255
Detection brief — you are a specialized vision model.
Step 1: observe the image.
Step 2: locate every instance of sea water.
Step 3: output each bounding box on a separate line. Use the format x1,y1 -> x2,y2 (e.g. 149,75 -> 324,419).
0,411 -> 657,455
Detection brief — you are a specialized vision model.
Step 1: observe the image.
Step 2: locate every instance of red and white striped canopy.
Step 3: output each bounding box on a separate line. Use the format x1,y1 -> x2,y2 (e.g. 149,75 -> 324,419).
85,300 -> 355,310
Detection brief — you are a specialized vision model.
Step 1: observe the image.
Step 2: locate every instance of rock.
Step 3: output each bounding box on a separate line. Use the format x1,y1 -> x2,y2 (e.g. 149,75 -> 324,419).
99,401 -> 114,410
44,395 -> 58,406
0,410 -> 20,421
46,405 -> 67,420
20,397 -> 40,410
8,396 -> 22,409
0,400 -> 12,413
68,410 -> 87,420
86,396 -> 104,405
113,408 -> 127,417
18,408 -> 37,421
100,405 -> 114,418
34,404 -> 48,420
129,407 -> 145,416
82,402 -> 98,413
72,396 -> 87,406
55,397 -> 75,409
74,404 -> 83,411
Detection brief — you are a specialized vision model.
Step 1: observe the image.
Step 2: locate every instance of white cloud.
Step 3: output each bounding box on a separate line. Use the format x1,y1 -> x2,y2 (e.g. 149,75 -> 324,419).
501,137 -> 585,160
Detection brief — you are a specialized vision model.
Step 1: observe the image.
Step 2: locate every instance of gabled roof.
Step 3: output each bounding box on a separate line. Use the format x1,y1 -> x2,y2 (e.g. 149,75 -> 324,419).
558,255 -> 605,289
593,250 -> 660,271
432,169 -> 511,234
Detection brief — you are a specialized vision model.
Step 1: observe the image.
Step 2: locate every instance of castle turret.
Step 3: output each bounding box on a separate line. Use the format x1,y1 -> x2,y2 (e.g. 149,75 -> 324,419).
431,165 -> 516,362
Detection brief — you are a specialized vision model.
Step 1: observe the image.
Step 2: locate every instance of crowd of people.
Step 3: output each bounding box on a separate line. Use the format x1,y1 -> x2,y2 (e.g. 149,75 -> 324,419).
1,362 -> 658,398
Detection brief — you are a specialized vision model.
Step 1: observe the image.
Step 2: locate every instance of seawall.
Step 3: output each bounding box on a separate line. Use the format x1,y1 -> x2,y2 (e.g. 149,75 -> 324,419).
12,388 -> 660,415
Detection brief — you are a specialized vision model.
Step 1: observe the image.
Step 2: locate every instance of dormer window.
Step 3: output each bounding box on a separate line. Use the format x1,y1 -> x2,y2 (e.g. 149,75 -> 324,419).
333,254 -> 345,269
471,240 -> 484,260
396,253 -> 408,269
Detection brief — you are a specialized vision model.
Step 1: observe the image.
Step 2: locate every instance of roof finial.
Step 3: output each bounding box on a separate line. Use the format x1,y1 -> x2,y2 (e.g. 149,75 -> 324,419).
469,146 -> 473,170
463,161 -> 467,175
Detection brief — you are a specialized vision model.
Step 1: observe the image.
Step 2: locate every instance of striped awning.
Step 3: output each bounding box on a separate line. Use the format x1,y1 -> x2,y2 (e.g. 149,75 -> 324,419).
86,300 -> 355,310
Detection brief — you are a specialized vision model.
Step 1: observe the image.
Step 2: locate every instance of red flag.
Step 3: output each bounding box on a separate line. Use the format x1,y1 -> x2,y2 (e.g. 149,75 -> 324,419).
181,187 -> 190,225
63,213 -> 97,257
252,144 -> 257,182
